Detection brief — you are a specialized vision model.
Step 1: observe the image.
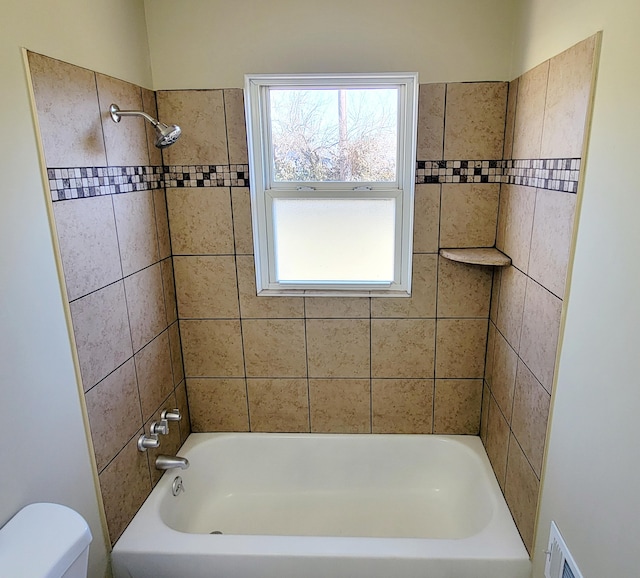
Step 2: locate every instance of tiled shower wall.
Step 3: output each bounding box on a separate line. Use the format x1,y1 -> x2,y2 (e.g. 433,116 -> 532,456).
161,82 -> 508,436
480,35 -> 598,553
27,52 -> 190,545
27,34 -> 596,552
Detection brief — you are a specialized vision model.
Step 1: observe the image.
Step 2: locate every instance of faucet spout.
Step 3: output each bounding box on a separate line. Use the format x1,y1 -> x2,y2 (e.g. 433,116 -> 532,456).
155,455 -> 190,470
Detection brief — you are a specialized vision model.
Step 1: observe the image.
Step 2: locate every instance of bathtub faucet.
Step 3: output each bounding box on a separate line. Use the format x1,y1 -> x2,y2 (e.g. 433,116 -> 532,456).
155,455 -> 190,470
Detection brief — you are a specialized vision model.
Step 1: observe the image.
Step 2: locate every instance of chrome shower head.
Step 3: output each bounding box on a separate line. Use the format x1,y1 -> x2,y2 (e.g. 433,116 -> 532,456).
109,103 -> 182,149
153,122 -> 182,149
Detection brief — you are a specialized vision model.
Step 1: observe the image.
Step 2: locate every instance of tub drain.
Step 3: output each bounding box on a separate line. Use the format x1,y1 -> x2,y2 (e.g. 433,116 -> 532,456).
210,530 -> 223,534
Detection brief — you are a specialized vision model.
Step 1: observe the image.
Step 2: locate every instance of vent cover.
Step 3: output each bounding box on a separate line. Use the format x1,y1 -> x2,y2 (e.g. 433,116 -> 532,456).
545,521 -> 584,578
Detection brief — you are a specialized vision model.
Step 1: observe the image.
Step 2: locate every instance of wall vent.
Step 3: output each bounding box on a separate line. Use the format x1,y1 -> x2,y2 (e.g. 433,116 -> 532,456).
545,521 -> 584,578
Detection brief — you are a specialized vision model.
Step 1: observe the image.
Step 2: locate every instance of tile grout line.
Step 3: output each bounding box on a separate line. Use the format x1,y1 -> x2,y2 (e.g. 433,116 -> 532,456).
93,71 -> 110,170
224,90 -> 252,434
369,297 -> 373,434
304,299 -> 312,433
432,184 -> 443,433
159,124 -> 190,439
108,191 -> 152,486
441,84 -> 447,161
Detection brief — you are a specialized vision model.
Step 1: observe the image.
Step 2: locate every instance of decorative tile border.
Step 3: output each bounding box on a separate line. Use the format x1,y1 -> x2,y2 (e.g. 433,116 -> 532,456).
503,158 -> 581,193
48,164 -> 251,201
49,158 -> 580,202
164,164 -> 249,188
48,166 -> 164,201
415,158 -> 581,193
416,160 -> 503,184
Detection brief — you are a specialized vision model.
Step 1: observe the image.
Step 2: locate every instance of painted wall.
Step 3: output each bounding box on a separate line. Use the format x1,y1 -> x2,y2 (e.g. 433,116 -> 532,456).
510,1 -> 640,576
144,0 -> 516,89
0,0 -> 153,576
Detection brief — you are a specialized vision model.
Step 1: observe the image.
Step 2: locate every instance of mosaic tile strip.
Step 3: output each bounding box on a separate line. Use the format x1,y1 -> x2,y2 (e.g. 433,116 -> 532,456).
503,158 -> 581,193
48,166 -> 164,202
416,160 -> 503,184
48,163 -> 251,201
164,164 -> 250,188
415,158 -> 581,193
49,158 -> 579,201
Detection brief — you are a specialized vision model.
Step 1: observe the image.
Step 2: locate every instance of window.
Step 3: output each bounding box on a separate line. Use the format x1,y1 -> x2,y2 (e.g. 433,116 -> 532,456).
245,73 -> 418,296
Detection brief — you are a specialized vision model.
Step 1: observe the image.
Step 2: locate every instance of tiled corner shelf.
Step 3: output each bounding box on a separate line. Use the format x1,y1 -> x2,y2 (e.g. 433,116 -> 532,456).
439,248 -> 511,267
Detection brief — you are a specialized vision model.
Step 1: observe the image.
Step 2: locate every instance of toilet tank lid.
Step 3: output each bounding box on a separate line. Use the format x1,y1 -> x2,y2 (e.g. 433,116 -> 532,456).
0,503 -> 92,577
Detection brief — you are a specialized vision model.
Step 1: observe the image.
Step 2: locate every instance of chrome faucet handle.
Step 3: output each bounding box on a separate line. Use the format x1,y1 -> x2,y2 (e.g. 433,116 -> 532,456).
150,419 -> 169,435
161,408 -> 181,421
137,432 -> 160,451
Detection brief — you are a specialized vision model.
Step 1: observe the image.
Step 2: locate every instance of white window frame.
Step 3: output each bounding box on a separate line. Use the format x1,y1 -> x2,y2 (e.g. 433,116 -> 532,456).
244,72 -> 418,297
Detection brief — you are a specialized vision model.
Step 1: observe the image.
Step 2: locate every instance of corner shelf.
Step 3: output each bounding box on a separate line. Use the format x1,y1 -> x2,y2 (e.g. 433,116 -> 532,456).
439,248 -> 511,267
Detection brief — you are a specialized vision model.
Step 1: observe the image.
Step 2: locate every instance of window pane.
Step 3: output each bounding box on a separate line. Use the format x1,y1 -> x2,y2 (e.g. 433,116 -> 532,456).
273,198 -> 396,282
269,88 -> 398,182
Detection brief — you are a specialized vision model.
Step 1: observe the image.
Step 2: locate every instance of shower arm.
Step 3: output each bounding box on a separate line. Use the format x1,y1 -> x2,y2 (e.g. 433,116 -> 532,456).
109,102 -> 181,149
109,104 -> 161,127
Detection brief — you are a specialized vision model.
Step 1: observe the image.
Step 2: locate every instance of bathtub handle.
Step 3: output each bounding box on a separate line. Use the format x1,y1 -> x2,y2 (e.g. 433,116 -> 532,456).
137,433 -> 160,451
161,408 -> 181,422
150,419 -> 169,436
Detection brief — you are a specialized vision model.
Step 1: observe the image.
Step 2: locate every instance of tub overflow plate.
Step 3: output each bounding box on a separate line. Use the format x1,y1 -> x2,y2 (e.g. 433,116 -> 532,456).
171,476 -> 185,496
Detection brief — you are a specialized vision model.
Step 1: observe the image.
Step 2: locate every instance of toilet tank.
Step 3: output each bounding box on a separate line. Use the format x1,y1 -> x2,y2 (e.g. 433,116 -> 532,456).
0,503 -> 92,578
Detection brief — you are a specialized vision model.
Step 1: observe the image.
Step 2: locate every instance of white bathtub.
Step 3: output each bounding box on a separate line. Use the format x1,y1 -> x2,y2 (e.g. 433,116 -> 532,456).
112,433 -> 530,578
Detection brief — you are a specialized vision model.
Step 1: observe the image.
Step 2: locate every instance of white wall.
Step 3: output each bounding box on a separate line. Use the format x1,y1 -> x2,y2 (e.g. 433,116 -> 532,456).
511,1 -> 640,576
0,1 -> 152,576
145,0 -> 516,89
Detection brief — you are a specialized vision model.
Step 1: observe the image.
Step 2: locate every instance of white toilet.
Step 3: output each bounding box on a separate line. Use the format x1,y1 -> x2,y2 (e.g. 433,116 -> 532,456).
0,502 -> 92,577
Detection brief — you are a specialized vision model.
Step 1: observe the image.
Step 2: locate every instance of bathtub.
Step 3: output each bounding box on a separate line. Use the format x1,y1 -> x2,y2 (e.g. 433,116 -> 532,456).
112,433 -> 530,578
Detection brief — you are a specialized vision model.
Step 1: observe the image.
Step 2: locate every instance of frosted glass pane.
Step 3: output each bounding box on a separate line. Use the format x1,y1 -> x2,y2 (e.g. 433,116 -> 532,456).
273,199 -> 395,282
269,88 -> 398,182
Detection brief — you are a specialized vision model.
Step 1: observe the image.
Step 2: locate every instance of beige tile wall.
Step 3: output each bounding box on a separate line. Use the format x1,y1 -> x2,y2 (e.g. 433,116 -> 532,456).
162,82 -> 507,438
484,35 -> 597,554
29,41 -> 596,555
28,52 -> 189,545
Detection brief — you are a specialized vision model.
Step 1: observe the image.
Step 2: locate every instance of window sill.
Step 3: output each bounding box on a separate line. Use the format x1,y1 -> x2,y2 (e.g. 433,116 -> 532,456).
256,288 -> 412,298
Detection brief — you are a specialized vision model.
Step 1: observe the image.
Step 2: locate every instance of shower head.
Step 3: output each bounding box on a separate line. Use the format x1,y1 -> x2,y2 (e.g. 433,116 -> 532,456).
153,122 -> 182,149
109,103 -> 182,149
